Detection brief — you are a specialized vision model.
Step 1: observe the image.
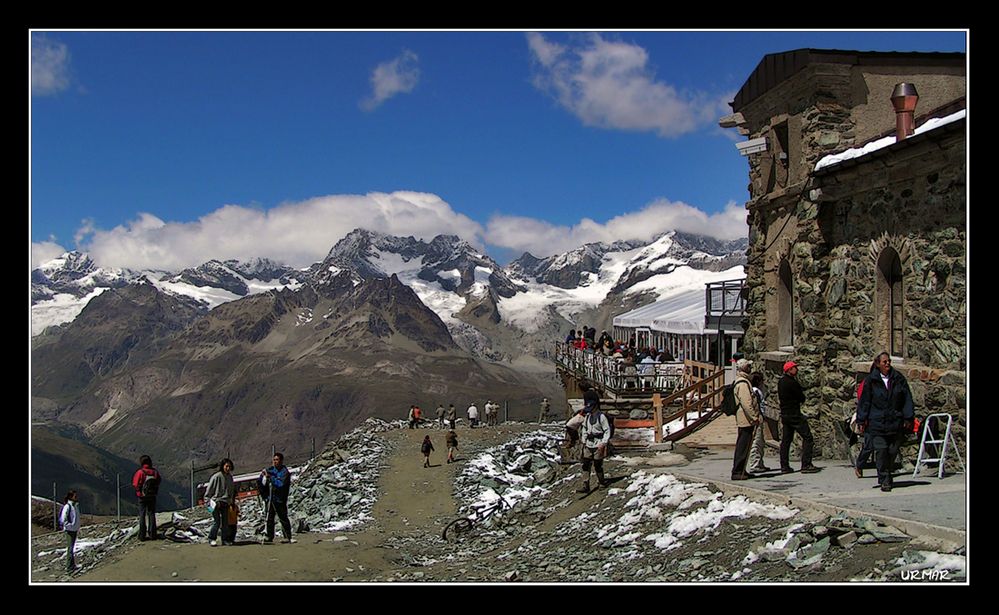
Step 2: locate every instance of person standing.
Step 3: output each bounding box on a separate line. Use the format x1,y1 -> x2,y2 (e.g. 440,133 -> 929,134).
204,458 -> 236,546
131,455 -> 161,541
731,359 -> 761,480
538,397 -> 551,423
778,362 -> 820,474
467,402 -> 479,428
59,490 -> 81,573
408,405 -> 417,429
747,373 -> 772,474
260,453 -> 294,544
422,435 -> 435,468
436,404 -> 446,429
445,429 -> 458,463
447,404 -> 457,430
576,383 -> 611,494
857,352 -> 914,492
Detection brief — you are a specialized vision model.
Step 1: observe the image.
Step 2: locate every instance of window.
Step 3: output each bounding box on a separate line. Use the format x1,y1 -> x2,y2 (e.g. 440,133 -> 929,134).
777,258 -> 794,347
877,248 -> 904,356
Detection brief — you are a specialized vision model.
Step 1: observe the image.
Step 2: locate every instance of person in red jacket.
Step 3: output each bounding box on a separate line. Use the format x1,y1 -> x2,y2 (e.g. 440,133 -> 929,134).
132,455 -> 161,541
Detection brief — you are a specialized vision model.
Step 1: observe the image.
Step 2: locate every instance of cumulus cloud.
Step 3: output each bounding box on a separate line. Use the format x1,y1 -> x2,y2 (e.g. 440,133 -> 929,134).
32,34 -> 72,96
485,198 -> 747,257
359,49 -> 420,112
31,240 -> 69,269
527,32 -> 729,138
76,192 -> 485,270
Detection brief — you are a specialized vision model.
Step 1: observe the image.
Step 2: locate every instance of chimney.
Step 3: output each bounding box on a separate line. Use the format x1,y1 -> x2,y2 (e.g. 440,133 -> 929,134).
890,83 -> 919,142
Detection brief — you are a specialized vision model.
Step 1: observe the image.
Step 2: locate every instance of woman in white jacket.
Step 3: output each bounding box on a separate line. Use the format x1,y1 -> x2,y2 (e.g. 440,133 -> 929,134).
59,490 -> 81,572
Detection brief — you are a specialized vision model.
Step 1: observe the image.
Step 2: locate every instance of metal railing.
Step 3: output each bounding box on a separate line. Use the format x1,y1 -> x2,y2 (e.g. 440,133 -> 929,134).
553,343 -> 684,395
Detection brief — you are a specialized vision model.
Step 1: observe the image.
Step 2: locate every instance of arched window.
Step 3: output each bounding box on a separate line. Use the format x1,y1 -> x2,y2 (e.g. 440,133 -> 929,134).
777,258 -> 794,347
877,248 -> 904,356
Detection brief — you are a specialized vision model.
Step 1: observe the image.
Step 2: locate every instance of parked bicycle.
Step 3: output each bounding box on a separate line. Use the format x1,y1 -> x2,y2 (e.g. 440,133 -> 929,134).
441,493 -> 513,541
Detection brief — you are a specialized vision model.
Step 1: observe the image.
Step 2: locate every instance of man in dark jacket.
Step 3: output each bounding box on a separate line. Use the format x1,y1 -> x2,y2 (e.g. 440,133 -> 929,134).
260,453 -> 295,543
777,362 -> 819,474
131,455 -> 161,541
856,352 -> 914,492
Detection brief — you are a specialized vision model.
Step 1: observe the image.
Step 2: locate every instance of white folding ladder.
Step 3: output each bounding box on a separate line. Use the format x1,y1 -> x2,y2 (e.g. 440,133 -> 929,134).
912,413 -> 966,479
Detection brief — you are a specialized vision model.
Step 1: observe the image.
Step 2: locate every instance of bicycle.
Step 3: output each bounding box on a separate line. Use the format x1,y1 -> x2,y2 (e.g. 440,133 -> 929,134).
441,493 -> 513,541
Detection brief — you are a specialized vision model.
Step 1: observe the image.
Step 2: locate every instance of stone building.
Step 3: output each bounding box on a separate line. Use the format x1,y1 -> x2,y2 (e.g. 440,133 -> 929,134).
720,49 -> 966,462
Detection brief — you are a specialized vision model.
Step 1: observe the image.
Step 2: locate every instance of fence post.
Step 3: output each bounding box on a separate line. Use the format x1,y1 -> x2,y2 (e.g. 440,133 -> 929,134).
53,482 -> 57,530
653,394 -> 663,444
504,400 -> 509,424
116,473 -> 121,522
190,460 -> 195,509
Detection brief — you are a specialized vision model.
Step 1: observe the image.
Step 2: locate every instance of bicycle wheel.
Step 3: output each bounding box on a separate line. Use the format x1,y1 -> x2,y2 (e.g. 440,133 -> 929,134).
442,517 -> 474,541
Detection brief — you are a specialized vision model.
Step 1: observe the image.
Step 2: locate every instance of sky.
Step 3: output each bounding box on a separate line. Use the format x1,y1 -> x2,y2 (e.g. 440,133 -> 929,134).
30,30 -> 967,270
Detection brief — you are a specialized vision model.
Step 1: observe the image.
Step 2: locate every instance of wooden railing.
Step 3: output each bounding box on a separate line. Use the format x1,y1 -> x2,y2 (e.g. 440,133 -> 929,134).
553,343 -> 684,395
651,362 -> 725,442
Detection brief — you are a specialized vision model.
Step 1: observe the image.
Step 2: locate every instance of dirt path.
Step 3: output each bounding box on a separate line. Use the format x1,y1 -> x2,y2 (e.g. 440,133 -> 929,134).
64,424 -> 539,583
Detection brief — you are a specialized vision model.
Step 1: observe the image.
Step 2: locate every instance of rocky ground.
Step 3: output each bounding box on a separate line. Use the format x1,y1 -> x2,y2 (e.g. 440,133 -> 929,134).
30,420 -> 966,584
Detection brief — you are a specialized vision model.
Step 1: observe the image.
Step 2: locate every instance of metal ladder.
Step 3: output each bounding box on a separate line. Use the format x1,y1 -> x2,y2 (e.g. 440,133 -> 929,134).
912,413 -> 965,479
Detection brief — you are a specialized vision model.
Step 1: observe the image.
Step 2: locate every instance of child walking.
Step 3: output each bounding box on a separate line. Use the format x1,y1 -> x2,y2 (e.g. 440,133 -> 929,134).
422,435 -> 435,468
445,429 -> 458,463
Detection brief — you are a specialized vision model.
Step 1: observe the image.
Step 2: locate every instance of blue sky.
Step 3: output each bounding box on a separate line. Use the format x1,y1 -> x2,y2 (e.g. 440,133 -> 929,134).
30,30 -> 967,270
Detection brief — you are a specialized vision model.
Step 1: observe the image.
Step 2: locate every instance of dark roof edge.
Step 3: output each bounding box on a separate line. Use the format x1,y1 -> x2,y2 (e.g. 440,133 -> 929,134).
732,48 -> 966,113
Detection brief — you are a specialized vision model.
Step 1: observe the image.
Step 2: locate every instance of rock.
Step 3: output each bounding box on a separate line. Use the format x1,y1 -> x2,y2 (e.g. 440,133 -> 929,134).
812,525 -> 829,538
858,534 -> 877,545
505,570 -> 520,582
836,531 -> 858,548
868,526 -> 910,543
171,571 -> 179,578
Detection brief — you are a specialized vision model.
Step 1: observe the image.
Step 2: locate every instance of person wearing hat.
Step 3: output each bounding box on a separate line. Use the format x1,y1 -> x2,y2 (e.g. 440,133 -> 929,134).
576,381 -> 611,493
731,358 -> 761,480
777,361 -> 819,474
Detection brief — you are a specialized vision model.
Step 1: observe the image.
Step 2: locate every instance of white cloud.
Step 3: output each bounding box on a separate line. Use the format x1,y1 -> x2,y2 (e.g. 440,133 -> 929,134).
32,35 -> 72,96
485,198 -> 747,257
31,241 -> 68,269
527,32 -> 729,138
76,192 -> 485,270
360,50 -> 420,112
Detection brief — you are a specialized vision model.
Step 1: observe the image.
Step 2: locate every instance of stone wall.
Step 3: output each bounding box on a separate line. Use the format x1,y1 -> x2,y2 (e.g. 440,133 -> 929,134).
743,124 -> 966,465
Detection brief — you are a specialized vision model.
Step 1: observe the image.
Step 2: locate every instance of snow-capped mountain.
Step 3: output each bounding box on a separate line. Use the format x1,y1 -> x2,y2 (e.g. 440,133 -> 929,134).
30,253 -> 306,337
30,229 -> 746,340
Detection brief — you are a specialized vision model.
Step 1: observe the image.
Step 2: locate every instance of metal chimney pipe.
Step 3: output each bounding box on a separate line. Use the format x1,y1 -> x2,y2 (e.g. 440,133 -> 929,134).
891,83 -> 919,142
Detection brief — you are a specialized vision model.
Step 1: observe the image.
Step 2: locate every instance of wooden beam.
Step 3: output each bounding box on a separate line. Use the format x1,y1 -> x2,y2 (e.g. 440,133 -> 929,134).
653,393 -> 663,444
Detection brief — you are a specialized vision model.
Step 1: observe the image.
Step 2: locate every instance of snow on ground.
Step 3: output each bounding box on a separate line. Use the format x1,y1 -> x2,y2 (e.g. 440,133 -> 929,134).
455,429 -> 564,520
592,470 -> 798,552
815,110 -> 965,171
30,288 -> 109,336
150,278 -> 243,308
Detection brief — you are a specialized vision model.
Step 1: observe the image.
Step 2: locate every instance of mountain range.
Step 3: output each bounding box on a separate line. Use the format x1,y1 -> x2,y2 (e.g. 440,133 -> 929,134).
31,229 -> 745,512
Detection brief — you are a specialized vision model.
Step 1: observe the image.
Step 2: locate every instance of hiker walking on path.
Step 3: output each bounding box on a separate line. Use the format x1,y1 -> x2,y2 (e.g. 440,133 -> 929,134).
131,455 -> 161,541
422,435 -> 435,468
576,382 -> 611,494
59,490 -> 80,573
445,430 -> 458,463
436,404 -> 446,429
259,453 -> 294,544
467,403 -> 479,428
856,352 -> 915,492
778,362 -> 820,474
447,404 -> 457,430
204,458 -> 236,546
731,359 -> 762,480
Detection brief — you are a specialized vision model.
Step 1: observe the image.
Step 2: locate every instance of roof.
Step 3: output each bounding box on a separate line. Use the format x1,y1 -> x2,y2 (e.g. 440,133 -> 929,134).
731,48 -> 966,113
613,288 -> 706,334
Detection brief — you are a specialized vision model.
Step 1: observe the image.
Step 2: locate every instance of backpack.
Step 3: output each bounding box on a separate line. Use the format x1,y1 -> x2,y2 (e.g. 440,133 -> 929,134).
720,384 -> 738,416
140,469 -> 160,497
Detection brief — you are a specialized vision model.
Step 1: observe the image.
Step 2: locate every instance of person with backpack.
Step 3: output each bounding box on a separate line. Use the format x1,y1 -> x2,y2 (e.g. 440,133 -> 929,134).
59,490 -> 81,573
422,435 -> 435,468
259,452 -> 295,544
447,404 -> 457,430
576,381 -> 611,494
436,404 -> 446,429
131,455 -> 161,541
747,372 -> 773,474
856,352 -> 915,492
853,357 -> 879,478
730,359 -> 761,480
778,362 -> 820,474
